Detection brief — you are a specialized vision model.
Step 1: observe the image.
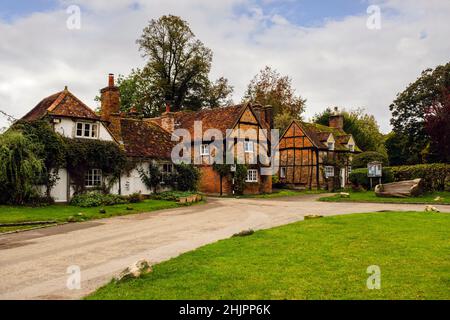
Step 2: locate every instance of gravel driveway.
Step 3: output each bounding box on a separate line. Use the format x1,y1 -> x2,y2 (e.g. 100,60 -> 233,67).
0,194 -> 448,300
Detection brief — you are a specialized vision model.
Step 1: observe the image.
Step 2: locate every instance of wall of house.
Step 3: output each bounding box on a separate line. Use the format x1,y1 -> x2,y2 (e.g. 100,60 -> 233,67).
53,118 -> 114,141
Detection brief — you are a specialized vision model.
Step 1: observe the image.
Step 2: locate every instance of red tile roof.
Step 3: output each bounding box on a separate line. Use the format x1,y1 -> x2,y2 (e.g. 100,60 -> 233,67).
21,90 -> 99,121
118,118 -> 175,160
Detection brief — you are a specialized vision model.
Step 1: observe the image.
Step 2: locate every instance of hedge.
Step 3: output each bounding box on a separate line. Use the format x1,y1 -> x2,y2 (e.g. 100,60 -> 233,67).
352,151 -> 389,169
349,163 -> 450,191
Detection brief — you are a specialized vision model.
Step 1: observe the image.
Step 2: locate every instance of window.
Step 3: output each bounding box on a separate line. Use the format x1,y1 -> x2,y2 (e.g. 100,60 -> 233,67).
280,167 -> 287,178
324,166 -> 334,178
327,142 -> 335,151
76,122 -> 98,138
246,169 -> 258,182
348,144 -> 355,152
85,169 -> 102,187
244,140 -> 254,153
200,144 -> 210,156
162,163 -> 173,173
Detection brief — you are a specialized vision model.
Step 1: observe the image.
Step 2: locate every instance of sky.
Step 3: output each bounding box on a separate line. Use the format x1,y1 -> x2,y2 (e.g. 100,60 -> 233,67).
0,0 -> 449,132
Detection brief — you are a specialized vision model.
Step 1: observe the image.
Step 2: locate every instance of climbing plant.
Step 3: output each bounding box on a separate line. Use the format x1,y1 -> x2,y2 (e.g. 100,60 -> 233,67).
64,138 -> 128,194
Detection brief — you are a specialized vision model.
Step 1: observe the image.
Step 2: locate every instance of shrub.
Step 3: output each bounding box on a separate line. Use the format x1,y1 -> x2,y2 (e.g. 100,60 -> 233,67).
174,163 -> 200,191
349,163 -> 450,191
127,192 -> 143,203
389,163 -> 449,191
70,191 -> 128,207
352,151 -> 389,169
349,168 -> 393,190
151,191 -> 196,201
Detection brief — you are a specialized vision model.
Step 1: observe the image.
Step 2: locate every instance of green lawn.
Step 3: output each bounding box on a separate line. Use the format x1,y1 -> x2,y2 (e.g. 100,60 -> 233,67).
0,199 -> 183,232
87,211 -> 450,300
319,191 -> 450,204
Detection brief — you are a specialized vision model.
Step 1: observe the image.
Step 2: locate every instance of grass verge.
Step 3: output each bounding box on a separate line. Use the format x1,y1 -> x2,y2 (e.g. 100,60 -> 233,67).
87,211 -> 450,300
319,191 -> 450,204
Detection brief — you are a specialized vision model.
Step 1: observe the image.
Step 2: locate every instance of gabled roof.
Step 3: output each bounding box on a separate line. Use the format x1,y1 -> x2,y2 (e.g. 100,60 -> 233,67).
287,120 -> 360,152
117,118 -> 175,160
22,89 -> 99,121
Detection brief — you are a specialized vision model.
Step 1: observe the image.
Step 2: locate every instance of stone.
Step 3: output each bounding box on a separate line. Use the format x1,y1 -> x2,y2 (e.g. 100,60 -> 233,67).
339,192 -> 350,198
99,208 -> 106,214
425,205 -> 440,213
116,259 -> 153,282
434,196 -> 444,202
304,215 -> 323,220
233,229 -> 254,237
375,179 -> 423,198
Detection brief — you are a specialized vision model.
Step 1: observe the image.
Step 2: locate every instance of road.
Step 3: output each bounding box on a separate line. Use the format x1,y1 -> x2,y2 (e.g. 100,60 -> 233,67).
0,195 -> 449,300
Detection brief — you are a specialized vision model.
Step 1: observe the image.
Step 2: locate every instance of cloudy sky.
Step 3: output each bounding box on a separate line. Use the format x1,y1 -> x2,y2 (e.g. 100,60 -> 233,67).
0,0 -> 449,132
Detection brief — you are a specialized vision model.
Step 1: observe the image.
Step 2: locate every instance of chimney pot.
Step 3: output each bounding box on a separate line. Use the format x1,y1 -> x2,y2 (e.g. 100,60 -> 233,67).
165,101 -> 171,113
108,73 -> 115,87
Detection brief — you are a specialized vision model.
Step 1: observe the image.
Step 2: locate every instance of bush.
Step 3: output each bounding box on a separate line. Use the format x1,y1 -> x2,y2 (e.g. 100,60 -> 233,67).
174,163 -> 200,191
349,163 -> 450,191
349,168 -> 393,190
151,191 -> 196,201
352,151 -> 389,169
389,163 -> 449,191
70,191 -> 128,207
127,192 -> 143,203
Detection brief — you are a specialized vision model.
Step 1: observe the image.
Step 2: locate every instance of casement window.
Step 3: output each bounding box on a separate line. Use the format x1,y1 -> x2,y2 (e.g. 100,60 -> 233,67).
162,163 -> 173,173
200,144 -> 210,156
244,140 -> 254,153
324,166 -> 335,178
85,169 -> 102,187
246,169 -> 258,183
76,122 -> 98,138
280,167 -> 287,178
348,144 -> 355,152
327,142 -> 335,151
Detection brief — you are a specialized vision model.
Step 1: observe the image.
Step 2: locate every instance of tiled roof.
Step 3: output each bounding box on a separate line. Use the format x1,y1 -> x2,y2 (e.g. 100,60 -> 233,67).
296,121 -> 359,152
171,105 -> 245,137
22,90 -> 99,121
119,118 -> 174,160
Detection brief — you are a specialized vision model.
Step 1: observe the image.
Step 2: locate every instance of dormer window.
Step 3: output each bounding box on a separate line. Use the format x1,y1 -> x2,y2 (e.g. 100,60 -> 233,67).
76,122 -> 98,139
200,144 -> 210,156
327,142 -> 335,151
348,144 -> 355,152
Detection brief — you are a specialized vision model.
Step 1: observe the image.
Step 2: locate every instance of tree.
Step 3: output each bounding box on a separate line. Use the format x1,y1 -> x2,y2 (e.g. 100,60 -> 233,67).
389,62 -> 450,164
139,162 -> 162,193
13,120 -> 66,200
352,151 -> 389,169
174,163 -> 200,191
384,131 -> 410,166
244,66 -> 306,129
0,131 -> 43,204
312,108 -> 387,155
120,15 -> 233,116
423,88 -> 450,163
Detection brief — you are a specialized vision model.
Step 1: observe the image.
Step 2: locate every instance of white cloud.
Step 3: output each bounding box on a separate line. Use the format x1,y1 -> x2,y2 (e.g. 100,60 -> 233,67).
0,0 -> 449,132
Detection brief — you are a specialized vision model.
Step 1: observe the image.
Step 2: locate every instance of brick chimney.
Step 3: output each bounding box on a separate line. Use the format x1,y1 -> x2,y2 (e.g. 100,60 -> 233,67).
160,100 -> 175,133
329,107 -> 344,129
263,105 -> 273,129
100,73 -> 120,123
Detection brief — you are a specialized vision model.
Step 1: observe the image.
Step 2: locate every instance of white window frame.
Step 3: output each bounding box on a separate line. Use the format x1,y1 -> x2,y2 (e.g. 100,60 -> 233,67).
200,144 -> 210,156
246,169 -> 258,183
85,169 -> 102,187
280,167 -> 287,178
244,140 -> 254,153
76,122 -> 98,139
327,142 -> 335,151
325,166 -> 334,178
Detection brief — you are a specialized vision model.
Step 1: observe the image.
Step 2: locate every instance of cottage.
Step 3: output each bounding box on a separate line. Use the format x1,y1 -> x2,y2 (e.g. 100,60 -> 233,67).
150,103 -> 273,195
21,74 -> 174,202
277,110 -> 360,190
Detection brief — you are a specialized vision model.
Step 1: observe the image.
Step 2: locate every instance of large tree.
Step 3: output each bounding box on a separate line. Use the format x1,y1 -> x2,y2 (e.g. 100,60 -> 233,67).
423,88 -> 450,163
244,66 -> 306,130
118,15 -> 233,116
313,108 -> 387,156
389,62 -> 450,164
